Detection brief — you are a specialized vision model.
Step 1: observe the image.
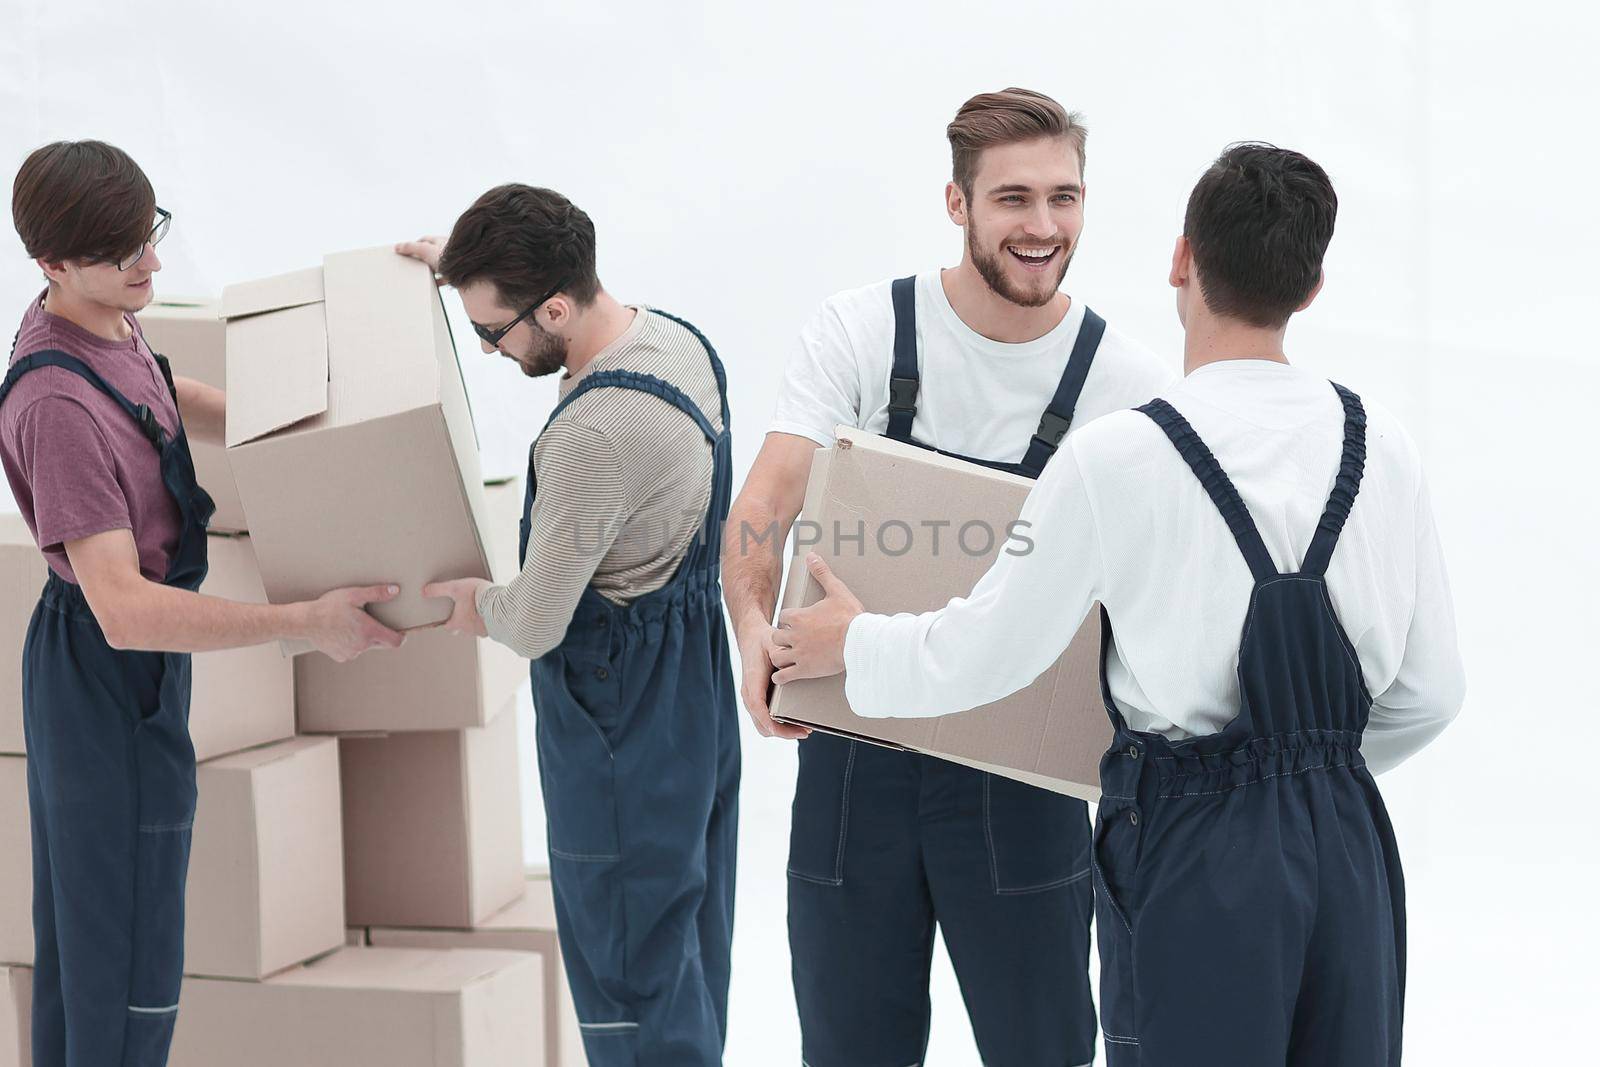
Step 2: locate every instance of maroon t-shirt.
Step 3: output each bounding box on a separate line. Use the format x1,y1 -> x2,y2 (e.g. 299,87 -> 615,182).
0,291 -> 184,583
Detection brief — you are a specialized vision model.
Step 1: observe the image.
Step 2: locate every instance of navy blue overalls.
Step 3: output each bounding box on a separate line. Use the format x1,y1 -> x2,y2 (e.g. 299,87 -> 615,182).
788,277 -> 1105,1067
519,311 -> 740,1066
1,347 -> 213,1067
1092,384 -> 1406,1066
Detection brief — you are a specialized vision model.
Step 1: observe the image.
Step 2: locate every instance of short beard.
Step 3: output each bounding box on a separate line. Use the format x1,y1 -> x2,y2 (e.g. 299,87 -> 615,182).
968,226 -> 1074,309
515,323 -> 569,378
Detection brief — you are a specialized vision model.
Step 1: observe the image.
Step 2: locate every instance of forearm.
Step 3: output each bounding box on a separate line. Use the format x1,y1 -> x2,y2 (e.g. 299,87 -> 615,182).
477,569 -> 584,660
173,376 -> 225,446
100,579 -> 306,653
721,495 -> 790,633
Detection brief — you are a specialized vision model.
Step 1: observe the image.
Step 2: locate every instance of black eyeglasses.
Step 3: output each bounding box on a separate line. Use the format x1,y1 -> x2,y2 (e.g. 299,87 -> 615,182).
115,207 -> 172,271
471,280 -> 566,347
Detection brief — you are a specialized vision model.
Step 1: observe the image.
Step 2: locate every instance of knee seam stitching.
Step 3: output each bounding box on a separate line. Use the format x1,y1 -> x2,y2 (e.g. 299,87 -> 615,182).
137,820 -> 192,833
550,846 -> 621,862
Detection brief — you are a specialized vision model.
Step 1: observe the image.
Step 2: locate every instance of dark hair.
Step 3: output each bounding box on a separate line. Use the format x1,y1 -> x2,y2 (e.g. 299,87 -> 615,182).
438,184 -> 599,309
1183,143 -> 1337,328
947,88 -> 1087,195
12,140 -> 157,265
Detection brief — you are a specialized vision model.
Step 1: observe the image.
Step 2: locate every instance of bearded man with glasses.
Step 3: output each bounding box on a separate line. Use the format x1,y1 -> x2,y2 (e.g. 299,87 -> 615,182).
399,184 -> 740,1067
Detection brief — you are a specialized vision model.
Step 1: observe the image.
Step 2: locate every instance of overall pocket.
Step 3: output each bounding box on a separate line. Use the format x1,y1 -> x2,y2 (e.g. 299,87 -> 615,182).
1092,797 -> 1144,1057
983,772 -> 1093,894
787,733 -> 857,886
532,654 -> 623,863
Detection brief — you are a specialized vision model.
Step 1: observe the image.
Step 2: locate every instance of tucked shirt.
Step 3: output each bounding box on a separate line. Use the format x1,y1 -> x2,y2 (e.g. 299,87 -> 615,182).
770,270 -> 1173,454
0,291 -> 183,583
476,307 -> 721,659
842,359 -> 1466,776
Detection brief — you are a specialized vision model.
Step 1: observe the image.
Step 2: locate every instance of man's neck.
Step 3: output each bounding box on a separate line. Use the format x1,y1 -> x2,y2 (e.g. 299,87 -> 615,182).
563,293 -> 636,377
940,260 -> 1070,344
41,284 -> 132,343
1182,313 -> 1290,375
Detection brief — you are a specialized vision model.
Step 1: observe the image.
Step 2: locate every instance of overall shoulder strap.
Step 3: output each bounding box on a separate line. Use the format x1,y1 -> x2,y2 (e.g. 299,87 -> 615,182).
1138,397 -> 1277,582
0,349 -> 167,447
886,275 -> 919,441
1017,307 -> 1107,478
1300,383 -> 1368,576
545,369 -> 719,445
644,308 -> 730,432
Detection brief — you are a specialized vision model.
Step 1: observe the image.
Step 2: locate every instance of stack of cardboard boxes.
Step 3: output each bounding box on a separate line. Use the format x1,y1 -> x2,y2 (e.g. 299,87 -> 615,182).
0,248 -> 582,1067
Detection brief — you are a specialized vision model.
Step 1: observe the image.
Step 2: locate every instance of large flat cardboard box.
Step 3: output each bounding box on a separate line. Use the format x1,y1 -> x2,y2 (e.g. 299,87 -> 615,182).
295,479 -> 527,733
221,246 -> 493,633
0,966 -> 28,1067
167,947 -> 543,1067
1,525 -> 294,761
340,703 -> 524,928
0,760 -> 30,965
770,427 -> 1111,802
186,736 -> 345,979
135,298 -> 247,532
0,517 -> 46,755
370,875 -> 586,1067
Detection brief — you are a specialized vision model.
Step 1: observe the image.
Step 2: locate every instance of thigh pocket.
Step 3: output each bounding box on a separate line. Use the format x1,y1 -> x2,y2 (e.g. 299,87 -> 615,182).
786,734 -> 856,886
127,821 -> 191,1022
983,772 -> 1092,894
533,657 -> 623,863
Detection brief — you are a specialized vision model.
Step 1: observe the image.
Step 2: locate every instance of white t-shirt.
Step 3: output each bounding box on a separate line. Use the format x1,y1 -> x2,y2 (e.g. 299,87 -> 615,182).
770,271 -> 1173,457
842,359 -> 1466,776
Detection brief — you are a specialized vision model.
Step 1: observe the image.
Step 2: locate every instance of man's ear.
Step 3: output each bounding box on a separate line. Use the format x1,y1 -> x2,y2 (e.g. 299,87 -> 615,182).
1168,235 -> 1190,290
36,256 -> 69,285
945,180 -> 967,227
1295,270 -> 1326,312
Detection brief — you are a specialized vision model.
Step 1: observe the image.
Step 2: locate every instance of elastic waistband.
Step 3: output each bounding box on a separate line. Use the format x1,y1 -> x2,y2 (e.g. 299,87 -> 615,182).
1102,728 -> 1367,801
40,572 -> 92,616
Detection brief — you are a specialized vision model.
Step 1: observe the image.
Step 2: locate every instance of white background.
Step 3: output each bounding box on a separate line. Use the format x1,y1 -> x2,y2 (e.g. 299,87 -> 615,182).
2,1 -> 1596,1063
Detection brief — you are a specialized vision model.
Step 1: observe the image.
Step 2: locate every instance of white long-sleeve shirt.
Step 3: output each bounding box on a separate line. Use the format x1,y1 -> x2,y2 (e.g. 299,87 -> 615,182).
842,359 -> 1465,775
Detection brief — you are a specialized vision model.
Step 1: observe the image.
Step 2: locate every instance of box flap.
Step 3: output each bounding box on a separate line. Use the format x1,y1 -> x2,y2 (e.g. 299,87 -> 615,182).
225,301 -> 330,447
321,247 -> 442,427
222,266 -> 324,320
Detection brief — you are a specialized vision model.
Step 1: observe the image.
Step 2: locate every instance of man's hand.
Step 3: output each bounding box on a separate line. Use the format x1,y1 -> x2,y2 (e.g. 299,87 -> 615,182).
423,577 -> 491,637
394,235 -> 448,282
772,555 -> 864,685
304,585 -> 406,662
735,614 -> 811,740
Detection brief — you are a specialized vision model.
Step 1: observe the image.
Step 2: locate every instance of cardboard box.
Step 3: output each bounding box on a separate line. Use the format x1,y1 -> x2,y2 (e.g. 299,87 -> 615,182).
186,736 -> 345,979
370,876 -> 586,1067
135,298 -> 247,532
1,525 -> 294,762
770,427 -> 1111,802
221,246 -> 493,633
0,760 -> 29,965
0,517 -> 46,755
189,534 -> 296,761
295,479 -> 527,734
340,703 -> 524,928
0,966 -> 29,1067
168,947 -> 543,1067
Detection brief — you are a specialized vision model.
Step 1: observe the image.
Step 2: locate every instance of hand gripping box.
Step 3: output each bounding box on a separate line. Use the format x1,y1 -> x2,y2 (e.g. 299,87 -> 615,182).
769,427 -> 1112,801
221,246 -> 493,634
293,479 -> 527,734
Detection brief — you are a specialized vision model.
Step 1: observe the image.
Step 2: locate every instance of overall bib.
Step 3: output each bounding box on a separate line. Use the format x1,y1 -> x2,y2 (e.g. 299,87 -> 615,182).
1093,385 -> 1406,1066
520,311 -> 740,1066
787,277 -> 1104,1067
1,349 -> 213,1067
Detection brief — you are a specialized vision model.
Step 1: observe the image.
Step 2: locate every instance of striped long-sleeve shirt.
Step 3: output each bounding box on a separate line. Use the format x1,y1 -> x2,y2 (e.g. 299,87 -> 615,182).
475,306 -> 721,658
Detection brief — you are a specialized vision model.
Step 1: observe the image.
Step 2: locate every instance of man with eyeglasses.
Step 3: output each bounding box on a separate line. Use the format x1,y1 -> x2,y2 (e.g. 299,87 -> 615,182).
2,140 -> 405,1067
398,183 -> 739,1067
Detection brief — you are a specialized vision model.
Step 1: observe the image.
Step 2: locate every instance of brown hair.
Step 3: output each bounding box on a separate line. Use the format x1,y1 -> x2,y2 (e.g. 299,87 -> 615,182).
12,141 -> 156,265
947,88 -> 1087,195
438,184 -> 600,309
